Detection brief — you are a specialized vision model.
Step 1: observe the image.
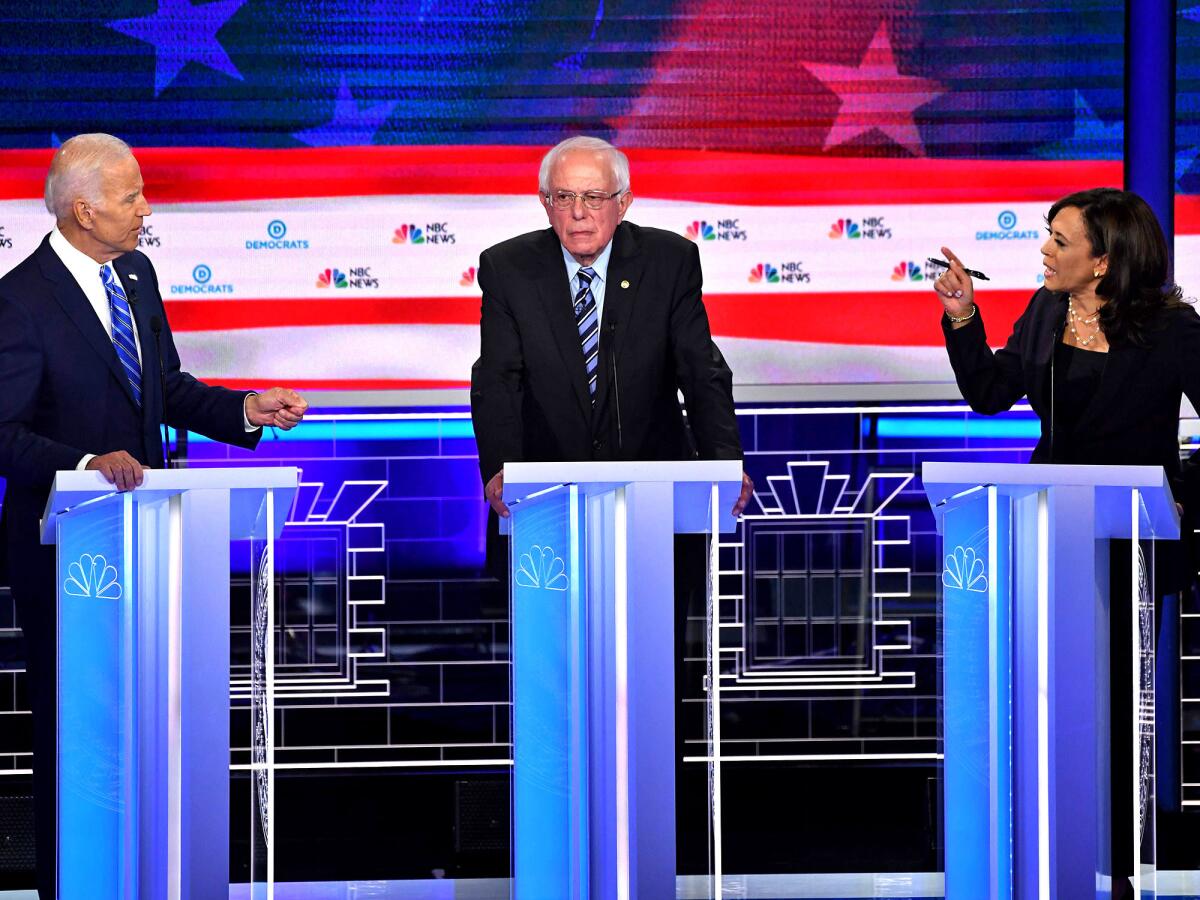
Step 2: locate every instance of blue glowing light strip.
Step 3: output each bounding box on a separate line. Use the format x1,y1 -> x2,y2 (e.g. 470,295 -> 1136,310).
872,417 -> 1041,439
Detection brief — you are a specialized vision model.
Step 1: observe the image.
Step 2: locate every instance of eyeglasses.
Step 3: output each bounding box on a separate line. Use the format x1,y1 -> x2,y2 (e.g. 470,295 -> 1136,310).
545,190 -> 624,210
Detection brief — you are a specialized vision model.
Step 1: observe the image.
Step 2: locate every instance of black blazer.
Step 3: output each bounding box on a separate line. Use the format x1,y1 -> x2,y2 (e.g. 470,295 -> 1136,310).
470,221 -> 743,484
0,236 -> 261,596
943,287 -> 1200,504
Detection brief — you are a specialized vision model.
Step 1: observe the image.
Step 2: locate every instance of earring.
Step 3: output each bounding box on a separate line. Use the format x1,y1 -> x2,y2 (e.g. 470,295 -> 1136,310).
1093,269 -> 1102,278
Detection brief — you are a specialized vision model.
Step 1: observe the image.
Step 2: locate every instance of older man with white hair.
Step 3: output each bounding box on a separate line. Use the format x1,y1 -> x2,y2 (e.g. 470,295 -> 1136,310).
470,135 -> 751,871
0,133 -> 308,896
471,134 -> 750,515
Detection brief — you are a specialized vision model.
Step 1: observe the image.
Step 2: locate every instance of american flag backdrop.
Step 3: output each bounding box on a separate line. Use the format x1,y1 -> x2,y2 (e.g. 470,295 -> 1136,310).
3,0 -> 1195,392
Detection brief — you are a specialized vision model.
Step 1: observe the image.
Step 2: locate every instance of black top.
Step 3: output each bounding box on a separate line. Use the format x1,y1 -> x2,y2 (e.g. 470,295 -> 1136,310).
1052,341 -> 1108,463
941,290 -> 1200,592
941,288 -> 1200,501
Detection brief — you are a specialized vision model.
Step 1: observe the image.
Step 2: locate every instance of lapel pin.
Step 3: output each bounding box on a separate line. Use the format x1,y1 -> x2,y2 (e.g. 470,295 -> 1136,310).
127,272 -> 138,281
620,279 -> 630,289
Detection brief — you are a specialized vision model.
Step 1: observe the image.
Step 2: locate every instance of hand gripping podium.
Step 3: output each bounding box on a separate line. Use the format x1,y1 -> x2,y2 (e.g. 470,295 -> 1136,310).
502,460 -> 743,900
922,463 -> 1179,900
41,466 -> 298,899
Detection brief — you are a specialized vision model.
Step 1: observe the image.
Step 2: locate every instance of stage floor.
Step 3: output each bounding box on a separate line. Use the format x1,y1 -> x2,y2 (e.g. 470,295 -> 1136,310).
4,872 -> 1200,899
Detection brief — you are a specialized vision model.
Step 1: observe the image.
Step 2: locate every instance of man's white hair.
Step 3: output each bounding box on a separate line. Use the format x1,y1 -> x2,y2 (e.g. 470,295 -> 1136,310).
44,133 -> 133,220
538,136 -> 630,195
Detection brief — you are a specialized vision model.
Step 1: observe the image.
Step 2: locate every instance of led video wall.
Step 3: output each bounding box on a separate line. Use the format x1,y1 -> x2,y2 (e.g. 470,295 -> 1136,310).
0,0 -> 1127,390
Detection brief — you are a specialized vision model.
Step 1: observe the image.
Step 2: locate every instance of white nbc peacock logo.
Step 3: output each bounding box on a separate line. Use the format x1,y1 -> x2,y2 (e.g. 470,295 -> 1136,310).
62,553 -> 122,600
515,545 -> 569,591
941,546 -> 988,593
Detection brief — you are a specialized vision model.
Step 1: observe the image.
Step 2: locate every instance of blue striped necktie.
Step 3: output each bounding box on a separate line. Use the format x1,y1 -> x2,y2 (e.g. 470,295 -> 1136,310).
574,266 -> 599,401
100,265 -> 143,407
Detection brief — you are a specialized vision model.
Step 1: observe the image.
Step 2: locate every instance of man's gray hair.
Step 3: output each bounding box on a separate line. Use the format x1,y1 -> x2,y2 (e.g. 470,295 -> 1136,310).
44,133 -> 134,220
538,136 -> 630,195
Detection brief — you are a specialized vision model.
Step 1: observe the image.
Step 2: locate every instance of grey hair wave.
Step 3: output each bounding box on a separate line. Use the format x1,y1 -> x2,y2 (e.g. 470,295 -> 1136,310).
538,136 -> 630,196
44,133 -> 133,219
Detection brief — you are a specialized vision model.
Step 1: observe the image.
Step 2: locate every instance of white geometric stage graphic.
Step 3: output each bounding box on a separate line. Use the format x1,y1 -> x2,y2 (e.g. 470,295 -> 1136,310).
231,476 -> 391,706
702,461 -> 930,763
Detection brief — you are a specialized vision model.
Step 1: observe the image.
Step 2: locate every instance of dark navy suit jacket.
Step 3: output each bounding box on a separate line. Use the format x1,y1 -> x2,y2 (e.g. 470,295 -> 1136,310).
0,235 -> 260,594
0,234 -> 262,895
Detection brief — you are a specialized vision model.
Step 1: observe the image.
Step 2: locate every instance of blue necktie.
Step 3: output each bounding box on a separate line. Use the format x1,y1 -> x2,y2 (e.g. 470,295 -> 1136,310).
100,265 -> 143,407
574,267 -> 599,400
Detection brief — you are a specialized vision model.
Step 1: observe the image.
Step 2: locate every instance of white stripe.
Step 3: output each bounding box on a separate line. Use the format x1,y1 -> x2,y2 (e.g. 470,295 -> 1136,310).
172,324 -> 963,386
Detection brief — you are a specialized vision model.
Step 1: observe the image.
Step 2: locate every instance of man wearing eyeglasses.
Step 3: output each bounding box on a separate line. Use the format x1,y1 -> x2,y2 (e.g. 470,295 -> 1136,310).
471,134 -> 751,519
470,136 -> 752,866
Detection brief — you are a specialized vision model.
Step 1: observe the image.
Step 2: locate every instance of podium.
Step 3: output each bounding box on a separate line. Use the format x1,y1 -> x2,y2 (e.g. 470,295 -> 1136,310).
42,466 -> 298,899
923,463 -> 1179,899
502,460 -> 743,900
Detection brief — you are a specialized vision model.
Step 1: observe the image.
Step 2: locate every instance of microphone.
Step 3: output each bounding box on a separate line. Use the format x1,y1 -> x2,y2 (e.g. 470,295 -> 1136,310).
607,320 -> 623,453
150,315 -> 171,468
1049,301 -> 1067,462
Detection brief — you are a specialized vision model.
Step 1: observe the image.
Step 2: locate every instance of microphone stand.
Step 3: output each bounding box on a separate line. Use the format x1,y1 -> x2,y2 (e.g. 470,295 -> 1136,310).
149,315 -> 172,468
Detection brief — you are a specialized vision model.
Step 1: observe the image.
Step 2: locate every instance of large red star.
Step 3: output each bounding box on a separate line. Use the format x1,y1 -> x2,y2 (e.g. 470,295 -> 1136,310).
803,23 -> 945,157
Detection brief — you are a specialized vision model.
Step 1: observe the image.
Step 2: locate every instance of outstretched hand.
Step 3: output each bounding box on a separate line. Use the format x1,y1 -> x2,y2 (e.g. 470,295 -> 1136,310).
246,388 -> 309,430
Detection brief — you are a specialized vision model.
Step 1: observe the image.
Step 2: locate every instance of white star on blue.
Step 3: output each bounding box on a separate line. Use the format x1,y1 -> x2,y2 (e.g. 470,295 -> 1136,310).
107,0 -> 247,96
293,78 -> 400,147
1038,91 -> 1122,161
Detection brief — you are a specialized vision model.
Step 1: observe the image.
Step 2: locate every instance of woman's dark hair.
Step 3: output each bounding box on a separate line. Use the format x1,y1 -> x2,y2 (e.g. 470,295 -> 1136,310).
1046,187 -> 1183,344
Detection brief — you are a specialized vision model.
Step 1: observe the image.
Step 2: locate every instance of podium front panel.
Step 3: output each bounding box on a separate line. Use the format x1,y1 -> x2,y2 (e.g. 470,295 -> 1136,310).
57,492 -> 138,898
940,486 -> 1012,900
511,484 -> 586,899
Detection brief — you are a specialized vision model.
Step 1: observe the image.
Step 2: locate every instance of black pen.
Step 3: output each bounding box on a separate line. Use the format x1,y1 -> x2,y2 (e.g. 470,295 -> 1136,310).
927,257 -> 990,281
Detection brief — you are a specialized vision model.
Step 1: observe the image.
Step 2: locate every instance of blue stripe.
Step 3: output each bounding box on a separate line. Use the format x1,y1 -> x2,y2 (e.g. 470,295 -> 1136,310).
113,341 -> 139,365
577,310 -> 597,336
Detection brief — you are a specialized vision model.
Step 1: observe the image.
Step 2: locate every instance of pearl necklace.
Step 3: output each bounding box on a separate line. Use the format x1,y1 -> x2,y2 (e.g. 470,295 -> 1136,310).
1068,296 -> 1102,346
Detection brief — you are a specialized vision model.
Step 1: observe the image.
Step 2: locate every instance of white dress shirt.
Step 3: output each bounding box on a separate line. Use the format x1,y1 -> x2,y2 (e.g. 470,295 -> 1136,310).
49,226 -> 142,363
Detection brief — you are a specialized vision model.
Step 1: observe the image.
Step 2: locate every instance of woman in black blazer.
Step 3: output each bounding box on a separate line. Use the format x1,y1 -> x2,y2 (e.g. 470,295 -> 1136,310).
934,187 -> 1198,898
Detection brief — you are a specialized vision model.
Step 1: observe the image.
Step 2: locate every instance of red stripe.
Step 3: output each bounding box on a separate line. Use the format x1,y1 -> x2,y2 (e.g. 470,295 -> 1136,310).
1177,195 -> 1200,235
704,290 -> 1029,346
206,378 -> 468,390
165,296 -> 479,331
167,288 -> 1030,347
0,147 -> 1121,206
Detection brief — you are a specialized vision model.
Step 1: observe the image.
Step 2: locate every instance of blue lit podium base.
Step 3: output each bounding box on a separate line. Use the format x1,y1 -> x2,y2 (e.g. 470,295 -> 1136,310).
502,460 -> 743,900
43,467 -> 298,900
923,463 -> 1178,900
13,870 -> 1200,899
